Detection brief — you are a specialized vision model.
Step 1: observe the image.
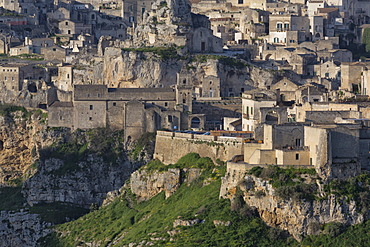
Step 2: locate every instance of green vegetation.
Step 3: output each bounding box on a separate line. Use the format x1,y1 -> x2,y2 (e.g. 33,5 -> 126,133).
10,54 -> 44,61
195,55 -> 248,69
29,202 -> 89,225
39,128 -> 125,176
324,173 -> 370,213
0,104 -> 47,122
158,1 -> 168,9
141,153 -> 218,172
301,220 -> 370,246
363,28 -> 370,52
249,166 -> 318,201
0,187 -> 26,211
130,132 -> 156,161
0,103 -> 28,117
35,156 -> 370,246
42,177 -> 296,246
121,46 -> 182,60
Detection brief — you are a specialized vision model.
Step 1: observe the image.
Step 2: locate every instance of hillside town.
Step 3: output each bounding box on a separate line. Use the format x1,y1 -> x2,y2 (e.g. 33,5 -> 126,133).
2,0 -> 370,245
1,0 -> 370,174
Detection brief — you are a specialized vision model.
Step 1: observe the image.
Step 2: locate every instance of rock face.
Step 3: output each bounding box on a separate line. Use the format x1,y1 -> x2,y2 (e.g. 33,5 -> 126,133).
0,83 -> 48,108
0,210 -> 52,247
23,156 -> 140,207
221,171 -> 366,241
130,168 -> 201,202
133,0 -> 194,47
103,47 -> 182,88
101,47 -> 278,95
0,111 -> 60,185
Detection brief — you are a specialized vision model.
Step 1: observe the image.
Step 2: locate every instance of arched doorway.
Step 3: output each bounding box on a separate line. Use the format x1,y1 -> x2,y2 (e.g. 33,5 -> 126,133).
191,117 -> 200,128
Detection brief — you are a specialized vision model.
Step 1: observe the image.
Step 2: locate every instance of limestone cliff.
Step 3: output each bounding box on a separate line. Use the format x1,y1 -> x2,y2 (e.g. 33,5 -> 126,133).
21,128 -> 148,207
102,47 -> 182,88
220,168 -> 367,241
0,210 -> 51,247
0,109 -> 58,185
23,156 -> 139,207
100,47 -> 279,94
130,168 -> 201,202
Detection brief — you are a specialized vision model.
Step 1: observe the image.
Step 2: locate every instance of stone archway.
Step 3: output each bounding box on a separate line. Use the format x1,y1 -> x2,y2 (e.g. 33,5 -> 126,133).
191,117 -> 200,128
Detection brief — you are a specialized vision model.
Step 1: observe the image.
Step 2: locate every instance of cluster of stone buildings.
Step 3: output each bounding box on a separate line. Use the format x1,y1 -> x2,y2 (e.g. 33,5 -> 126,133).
2,0 -> 370,173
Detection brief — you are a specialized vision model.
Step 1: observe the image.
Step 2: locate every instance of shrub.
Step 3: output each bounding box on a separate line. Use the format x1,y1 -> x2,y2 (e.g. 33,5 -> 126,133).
324,222 -> 343,237
255,190 -> 266,198
275,183 -> 317,201
249,166 -> 263,177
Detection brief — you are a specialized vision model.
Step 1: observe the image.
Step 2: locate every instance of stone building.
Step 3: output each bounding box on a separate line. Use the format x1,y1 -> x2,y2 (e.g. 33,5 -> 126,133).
241,90 -> 277,131
53,65 -> 73,91
239,8 -> 269,43
313,60 -> 341,80
58,20 -> 92,36
268,14 -> 310,45
194,75 -> 221,100
0,64 -> 34,91
270,78 -> 300,102
9,45 -> 32,56
41,45 -> 67,62
295,84 -> 328,104
243,122 -> 367,178
48,83 -> 199,141
133,0 -> 223,53
340,61 -> 366,93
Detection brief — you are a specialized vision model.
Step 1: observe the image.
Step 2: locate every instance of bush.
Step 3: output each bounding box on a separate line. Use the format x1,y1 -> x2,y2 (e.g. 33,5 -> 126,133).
324,222 -> 343,237
275,183 -> 317,201
255,190 -> 266,198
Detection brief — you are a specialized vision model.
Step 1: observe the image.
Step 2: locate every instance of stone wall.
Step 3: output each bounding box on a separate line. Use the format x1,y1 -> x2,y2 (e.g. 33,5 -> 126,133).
154,131 -> 244,164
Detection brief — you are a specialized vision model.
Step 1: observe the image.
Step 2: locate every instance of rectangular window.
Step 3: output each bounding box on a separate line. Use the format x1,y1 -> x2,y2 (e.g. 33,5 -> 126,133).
113,102 -> 116,106
276,23 -> 282,31
238,0 -> 243,4
325,72 -> 329,77
296,139 -> 301,147
90,105 -> 93,110
168,115 -> 172,122
89,117 -> 92,121
296,153 -> 299,160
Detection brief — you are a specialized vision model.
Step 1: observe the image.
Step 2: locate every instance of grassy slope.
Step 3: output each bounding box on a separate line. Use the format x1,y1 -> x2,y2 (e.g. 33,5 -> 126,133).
39,156 -> 370,247
43,178 -> 296,247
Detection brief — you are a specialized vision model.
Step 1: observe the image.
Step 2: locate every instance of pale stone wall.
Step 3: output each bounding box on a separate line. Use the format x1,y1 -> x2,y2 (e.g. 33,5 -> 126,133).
304,126 -> 328,171
276,149 -> 310,166
154,132 -> 244,164
340,63 -> 363,92
243,143 -> 262,163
